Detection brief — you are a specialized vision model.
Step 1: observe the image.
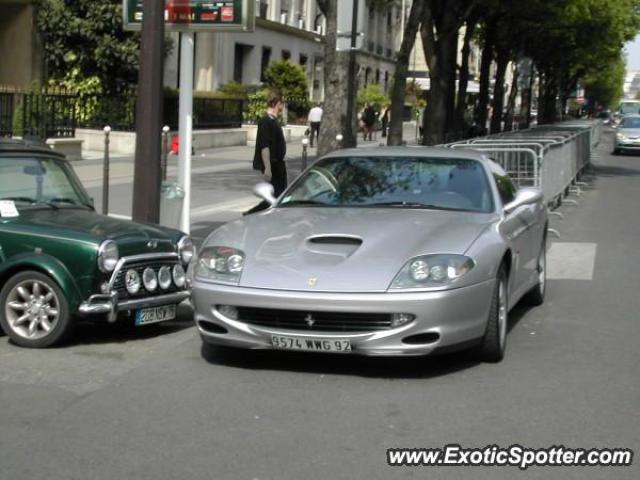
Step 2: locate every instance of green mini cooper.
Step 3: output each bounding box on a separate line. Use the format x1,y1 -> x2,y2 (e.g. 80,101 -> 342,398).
0,139 -> 193,348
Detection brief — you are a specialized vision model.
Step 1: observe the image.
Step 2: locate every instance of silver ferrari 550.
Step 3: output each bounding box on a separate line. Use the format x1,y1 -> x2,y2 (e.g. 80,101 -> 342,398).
191,147 -> 547,362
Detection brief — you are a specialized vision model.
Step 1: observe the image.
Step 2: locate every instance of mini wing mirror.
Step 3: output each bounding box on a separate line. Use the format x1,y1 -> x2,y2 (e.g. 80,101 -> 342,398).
504,188 -> 542,214
253,182 -> 277,206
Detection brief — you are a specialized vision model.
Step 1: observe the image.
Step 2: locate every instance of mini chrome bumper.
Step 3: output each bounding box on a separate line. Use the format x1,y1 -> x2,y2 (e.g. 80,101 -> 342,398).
79,290 -> 190,322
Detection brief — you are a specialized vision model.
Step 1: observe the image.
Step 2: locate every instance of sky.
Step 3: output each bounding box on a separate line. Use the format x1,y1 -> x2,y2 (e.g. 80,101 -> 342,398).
624,34 -> 640,70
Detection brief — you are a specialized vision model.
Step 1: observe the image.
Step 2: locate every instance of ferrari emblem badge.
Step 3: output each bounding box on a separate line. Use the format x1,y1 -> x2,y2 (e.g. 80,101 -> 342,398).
308,277 -> 317,288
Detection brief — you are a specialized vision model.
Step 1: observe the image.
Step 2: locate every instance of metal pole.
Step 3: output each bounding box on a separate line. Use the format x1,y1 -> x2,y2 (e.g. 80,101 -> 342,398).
178,32 -> 194,234
301,137 -> 309,170
162,125 -> 170,181
344,0 -> 360,147
102,125 -> 111,215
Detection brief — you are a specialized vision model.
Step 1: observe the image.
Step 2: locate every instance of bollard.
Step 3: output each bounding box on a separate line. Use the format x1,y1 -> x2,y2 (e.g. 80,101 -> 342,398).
162,125 -> 170,181
336,133 -> 344,149
102,125 -> 111,215
301,137 -> 309,171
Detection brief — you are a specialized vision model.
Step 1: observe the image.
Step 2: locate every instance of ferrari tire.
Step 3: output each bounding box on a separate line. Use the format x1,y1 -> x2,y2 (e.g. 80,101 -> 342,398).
478,265 -> 508,363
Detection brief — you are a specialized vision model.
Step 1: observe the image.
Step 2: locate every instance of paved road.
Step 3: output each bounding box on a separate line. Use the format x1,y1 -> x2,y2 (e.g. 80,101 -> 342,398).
0,130 -> 638,479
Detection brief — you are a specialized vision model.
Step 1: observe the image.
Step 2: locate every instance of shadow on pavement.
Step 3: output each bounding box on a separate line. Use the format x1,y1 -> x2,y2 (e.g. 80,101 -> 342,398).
200,341 -> 482,380
593,164 -> 640,177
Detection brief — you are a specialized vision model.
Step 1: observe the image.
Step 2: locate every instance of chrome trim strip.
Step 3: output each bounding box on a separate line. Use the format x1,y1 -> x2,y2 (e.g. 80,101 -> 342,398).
116,291 -> 190,310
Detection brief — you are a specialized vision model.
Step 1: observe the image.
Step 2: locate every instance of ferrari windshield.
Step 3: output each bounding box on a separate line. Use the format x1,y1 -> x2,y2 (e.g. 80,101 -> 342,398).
619,116 -> 640,129
279,156 -> 494,212
0,156 -> 90,208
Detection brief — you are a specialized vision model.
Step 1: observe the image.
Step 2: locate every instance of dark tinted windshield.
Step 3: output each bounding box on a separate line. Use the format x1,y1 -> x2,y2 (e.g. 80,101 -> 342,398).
620,117 -> 640,129
280,156 -> 494,212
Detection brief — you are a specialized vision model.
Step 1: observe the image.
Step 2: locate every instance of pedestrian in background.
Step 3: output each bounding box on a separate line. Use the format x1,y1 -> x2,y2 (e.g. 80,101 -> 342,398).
362,102 -> 377,141
244,90 -> 287,215
380,104 -> 390,138
308,103 -> 323,147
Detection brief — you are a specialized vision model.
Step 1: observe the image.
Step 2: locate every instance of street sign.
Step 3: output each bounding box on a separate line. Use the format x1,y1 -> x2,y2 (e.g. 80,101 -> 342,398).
123,0 -> 255,32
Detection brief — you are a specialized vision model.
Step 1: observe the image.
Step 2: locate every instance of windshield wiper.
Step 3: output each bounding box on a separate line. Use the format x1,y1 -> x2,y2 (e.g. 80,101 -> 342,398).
1,196 -> 38,204
47,197 -> 94,210
363,201 -> 461,211
279,200 -> 332,207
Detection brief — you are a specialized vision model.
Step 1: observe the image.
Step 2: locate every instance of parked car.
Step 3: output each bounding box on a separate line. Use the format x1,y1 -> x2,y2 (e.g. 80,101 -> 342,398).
191,148 -> 547,362
0,139 -> 194,348
613,114 -> 640,154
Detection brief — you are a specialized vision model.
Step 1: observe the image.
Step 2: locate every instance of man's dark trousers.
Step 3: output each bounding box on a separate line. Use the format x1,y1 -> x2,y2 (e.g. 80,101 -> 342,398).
310,122 -> 321,147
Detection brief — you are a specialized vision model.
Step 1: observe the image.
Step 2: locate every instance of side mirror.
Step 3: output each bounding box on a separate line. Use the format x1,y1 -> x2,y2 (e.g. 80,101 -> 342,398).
252,182 -> 277,206
504,188 -> 542,214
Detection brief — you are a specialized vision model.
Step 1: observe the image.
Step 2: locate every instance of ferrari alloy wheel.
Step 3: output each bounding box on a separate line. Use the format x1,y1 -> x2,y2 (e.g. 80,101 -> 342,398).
478,266 -> 508,363
524,236 -> 547,306
0,271 -> 72,348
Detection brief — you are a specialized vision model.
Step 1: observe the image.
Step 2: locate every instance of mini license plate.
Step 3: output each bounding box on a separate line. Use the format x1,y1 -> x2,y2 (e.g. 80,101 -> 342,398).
271,335 -> 352,353
135,305 -> 177,326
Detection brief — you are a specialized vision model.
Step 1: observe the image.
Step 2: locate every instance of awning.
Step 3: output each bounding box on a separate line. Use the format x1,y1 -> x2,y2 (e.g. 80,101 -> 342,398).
409,78 -> 480,93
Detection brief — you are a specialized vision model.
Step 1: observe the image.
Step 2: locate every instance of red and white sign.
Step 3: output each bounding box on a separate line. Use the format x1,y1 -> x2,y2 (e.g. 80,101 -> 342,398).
221,6 -> 234,22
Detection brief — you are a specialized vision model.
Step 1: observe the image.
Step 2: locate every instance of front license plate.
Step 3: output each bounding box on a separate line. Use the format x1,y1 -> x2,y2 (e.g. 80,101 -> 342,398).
135,305 -> 177,326
271,335 -> 352,353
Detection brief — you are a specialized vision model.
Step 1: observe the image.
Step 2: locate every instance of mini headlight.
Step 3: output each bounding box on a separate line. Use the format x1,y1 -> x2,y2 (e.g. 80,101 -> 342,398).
158,266 -> 172,290
173,264 -> 186,288
98,240 -> 119,273
125,269 -> 141,294
195,246 -> 245,285
178,236 -> 195,265
142,267 -> 158,292
390,254 -> 475,290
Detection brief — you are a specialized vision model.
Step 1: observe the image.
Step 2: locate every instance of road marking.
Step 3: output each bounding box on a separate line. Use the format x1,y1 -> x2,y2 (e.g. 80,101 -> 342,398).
547,242 -> 597,280
191,196 -> 258,218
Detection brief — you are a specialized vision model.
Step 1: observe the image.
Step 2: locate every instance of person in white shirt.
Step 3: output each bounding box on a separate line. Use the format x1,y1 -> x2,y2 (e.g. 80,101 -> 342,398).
307,103 -> 323,147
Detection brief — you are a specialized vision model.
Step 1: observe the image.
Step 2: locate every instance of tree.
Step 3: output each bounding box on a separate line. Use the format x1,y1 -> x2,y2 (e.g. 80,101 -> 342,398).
316,0 -> 351,156
36,0 -> 141,94
357,84 -> 389,110
388,0 -> 425,146
264,60 -> 310,99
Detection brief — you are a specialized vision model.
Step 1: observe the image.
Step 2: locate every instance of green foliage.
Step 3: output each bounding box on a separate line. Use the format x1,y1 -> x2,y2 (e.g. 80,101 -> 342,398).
357,84 -> 389,110
583,54 -> 626,108
217,82 -> 251,98
36,0 -> 140,94
264,60 -> 309,99
244,89 -> 269,124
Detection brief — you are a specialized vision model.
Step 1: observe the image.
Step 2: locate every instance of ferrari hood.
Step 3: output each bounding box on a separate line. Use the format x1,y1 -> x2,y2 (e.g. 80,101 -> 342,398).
204,207 -> 495,292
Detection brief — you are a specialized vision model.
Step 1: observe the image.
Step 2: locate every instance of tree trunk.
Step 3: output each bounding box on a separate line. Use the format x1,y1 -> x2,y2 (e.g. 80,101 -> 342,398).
317,0 -> 350,156
475,25 -> 494,135
490,48 -> 509,134
420,2 -> 460,145
454,16 -> 477,138
539,68 -> 558,124
503,63 -> 519,131
388,0 -> 424,146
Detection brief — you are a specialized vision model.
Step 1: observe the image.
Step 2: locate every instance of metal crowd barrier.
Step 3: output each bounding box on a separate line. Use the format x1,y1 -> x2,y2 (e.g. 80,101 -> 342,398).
445,121 -> 601,206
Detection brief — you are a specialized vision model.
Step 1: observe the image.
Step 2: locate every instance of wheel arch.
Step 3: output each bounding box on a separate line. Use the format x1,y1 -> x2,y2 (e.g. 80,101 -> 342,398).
0,254 -> 84,311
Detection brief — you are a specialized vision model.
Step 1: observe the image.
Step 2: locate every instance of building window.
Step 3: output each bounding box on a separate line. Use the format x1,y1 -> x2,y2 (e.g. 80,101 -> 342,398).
259,1 -> 268,19
384,71 -> 389,92
260,47 -> 272,82
376,69 -> 380,84
300,54 -> 308,67
282,50 -> 291,61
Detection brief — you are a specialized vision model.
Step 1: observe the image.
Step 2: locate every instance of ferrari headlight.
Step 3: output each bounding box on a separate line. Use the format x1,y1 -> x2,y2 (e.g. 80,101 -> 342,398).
97,240 -> 119,273
616,132 -> 627,141
390,254 -> 475,290
196,246 -> 245,284
177,236 -> 195,265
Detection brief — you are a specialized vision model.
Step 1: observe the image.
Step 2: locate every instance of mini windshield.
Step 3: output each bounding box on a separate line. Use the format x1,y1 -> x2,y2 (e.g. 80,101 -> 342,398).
620,117 -> 640,129
279,156 -> 494,213
0,156 -> 90,208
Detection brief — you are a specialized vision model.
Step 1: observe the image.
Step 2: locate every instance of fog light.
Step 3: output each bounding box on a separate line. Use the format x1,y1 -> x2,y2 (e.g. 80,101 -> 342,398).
158,266 -> 172,290
100,281 -> 111,294
125,269 -> 141,294
217,305 -> 238,320
143,267 -> 158,292
391,313 -> 415,328
173,264 -> 186,288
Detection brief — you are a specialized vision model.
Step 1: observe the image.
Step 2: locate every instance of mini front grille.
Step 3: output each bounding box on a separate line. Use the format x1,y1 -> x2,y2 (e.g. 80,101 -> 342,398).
112,258 -> 181,299
235,307 -> 393,332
